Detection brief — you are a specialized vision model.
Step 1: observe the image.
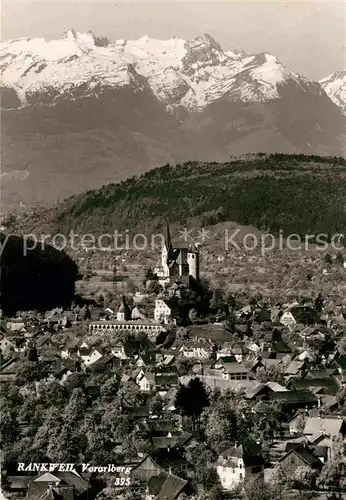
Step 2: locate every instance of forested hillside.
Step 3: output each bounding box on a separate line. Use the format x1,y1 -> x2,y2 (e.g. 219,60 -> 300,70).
10,154 -> 346,237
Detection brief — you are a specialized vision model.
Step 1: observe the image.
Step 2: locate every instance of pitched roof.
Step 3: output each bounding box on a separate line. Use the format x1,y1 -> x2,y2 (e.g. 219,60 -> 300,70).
266,381 -> 288,392
303,417 -> 346,436
155,374 -> 179,387
284,360 -> 306,375
245,383 -> 268,399
223,363 -> 249,374
272,390 -> 317,404
155,473 -> 188,500
218,443 -> 264,467
277,443 -> 323,468
34,473 -> 61,483
289,377 -> 340,396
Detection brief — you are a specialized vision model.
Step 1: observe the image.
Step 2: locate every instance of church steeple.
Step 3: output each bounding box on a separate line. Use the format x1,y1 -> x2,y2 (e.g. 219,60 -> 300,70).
163,222 -> 172,252
163,222 -> 175,262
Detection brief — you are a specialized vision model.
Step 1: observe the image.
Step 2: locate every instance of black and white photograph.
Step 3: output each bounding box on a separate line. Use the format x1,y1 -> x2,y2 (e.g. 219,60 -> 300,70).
0,1 -> 346,499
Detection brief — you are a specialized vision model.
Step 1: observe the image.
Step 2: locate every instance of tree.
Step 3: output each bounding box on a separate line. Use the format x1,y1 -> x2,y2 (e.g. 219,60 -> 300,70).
0,410 -> 19,446
225,311 -> 236,335
174,378 -> 209,429
205,406 -> 237,446
293,466 -> 317,491
146,280 -> 162,294
100,375 -> 119,402
176,327 -> 189,341
317,436 -> 346,491
63,388 -> 87,424
210,288 -> 225,313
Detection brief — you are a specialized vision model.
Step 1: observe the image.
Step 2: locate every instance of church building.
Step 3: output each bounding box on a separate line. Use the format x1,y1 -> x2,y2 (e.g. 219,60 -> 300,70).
154,224 -> 200,287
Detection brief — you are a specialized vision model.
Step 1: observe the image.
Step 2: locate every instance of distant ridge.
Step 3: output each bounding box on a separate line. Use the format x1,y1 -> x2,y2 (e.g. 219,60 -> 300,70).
10,154 -> 346,239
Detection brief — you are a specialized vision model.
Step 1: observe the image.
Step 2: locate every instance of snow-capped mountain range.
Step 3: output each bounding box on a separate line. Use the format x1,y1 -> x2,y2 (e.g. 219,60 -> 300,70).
320,69 -> 346,115
1,29 -> 343,112
1,31 -> 345,210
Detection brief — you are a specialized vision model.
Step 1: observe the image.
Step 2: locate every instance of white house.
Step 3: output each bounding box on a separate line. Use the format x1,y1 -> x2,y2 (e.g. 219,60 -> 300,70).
179,341 -> 212,359
79,347 -> 103,367
111,342 -> 127,360
136,370 -> 155,392
216,445 -> 264,491
280,310 -> 297,327
61,340 -> 89,359
7,319 -> 26,332
154,299 -> 178,324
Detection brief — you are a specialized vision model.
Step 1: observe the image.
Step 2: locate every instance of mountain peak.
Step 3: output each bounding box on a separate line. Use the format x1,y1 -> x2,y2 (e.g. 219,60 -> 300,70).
320,69 -> 346,115
63,28 -> 78,40
187,33 -> 223,52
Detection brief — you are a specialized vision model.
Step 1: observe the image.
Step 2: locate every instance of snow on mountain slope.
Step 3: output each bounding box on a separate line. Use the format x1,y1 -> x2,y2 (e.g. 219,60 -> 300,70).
0,30 -> 323,111
0,30 -> 145,102
320,70 -> 346,115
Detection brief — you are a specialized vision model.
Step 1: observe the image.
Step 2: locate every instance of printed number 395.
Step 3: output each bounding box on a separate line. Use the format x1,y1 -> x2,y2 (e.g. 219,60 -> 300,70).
115,478 -> 130,486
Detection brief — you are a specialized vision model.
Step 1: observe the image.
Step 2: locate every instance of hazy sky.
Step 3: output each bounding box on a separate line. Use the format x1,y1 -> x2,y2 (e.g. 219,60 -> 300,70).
2,1 -> 345,80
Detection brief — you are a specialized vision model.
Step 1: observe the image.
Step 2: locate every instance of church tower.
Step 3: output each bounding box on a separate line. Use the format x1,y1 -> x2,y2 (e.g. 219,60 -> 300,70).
117,296 -> 131,321
161,222 -> 174,277
187,242 -> 199,281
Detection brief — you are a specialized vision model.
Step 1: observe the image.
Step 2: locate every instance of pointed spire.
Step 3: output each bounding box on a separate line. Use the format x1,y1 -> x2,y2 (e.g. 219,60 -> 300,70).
163,221 -> 172,252
189,241 -> 199,253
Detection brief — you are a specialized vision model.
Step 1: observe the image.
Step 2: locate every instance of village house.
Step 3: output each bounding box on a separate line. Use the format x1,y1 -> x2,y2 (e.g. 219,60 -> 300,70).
154,298 -> 179,325
6,319 -> 26,333
232,344 -> 249,363
212,356 -> 237,370
26,470 -> 90,500
178,340 -> 213,359
216,342 -> 234,359
79,347 -> 103,367
131,455 -> 188,500
111,341 -> 128,359
136,370 -> 179,395
135,352 -> 156,368
36,336 -> 62,360
284,360 -> 308,378
275,442 -> 323,473
216,443 -> 264,491
222,363 -> 250,381
280,310 -> 297,327
61,339 -> 90,359
136,371 -> 155,392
